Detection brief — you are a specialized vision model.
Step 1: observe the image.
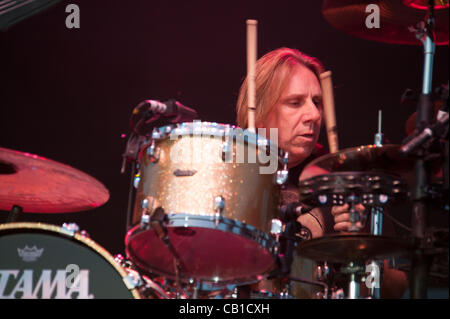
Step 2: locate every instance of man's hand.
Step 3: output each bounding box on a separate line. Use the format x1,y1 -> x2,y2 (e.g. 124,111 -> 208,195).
331,203 -> 366,232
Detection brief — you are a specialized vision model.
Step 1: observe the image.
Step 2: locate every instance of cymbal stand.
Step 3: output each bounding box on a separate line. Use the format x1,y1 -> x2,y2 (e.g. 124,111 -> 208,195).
408,0 -> 437,299
368,110 -> 385,299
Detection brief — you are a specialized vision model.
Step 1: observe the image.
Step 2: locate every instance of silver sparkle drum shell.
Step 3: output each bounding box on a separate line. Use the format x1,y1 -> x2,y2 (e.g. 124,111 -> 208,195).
125,122 -> 280,284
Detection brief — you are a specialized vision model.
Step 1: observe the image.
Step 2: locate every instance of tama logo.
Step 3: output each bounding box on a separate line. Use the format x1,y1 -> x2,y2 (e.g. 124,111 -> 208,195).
0,265 -> 94,299
17,246 -> 44,262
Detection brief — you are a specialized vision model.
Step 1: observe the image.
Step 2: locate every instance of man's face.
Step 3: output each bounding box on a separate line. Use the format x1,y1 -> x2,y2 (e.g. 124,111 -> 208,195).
259,63 -> 322,167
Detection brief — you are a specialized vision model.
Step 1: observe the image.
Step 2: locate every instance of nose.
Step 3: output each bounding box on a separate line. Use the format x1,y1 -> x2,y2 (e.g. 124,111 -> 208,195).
301,99 -> 322,124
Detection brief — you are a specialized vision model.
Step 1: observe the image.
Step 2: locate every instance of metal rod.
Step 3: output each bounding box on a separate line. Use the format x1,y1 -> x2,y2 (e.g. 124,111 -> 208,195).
348,273 -> 360,299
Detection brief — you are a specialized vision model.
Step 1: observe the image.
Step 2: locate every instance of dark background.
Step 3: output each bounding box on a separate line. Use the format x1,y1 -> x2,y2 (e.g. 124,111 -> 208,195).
1,0 -> 448,256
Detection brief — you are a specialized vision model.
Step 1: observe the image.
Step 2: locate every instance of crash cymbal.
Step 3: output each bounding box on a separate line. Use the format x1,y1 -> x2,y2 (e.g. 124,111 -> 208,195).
297,233 -> 414,262
0,147 -> 109,213
322,0 -> 449,45
302,144 -> 422,187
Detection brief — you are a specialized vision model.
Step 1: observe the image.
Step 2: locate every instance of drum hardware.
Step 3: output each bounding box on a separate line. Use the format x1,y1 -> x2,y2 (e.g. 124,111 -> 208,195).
61,222 -> 80,237
269,218 -> 283,244
213,196 -> 225,227
276,152 -> 289,185
367,111 -> 386,299
297,169 -> 412,298
150,206 -> 186,299
221,141 -> 233,162
139,204 -> 186,297
133,171 -> 141,189
339,262 -> 366,299
113,254 -> 171,299
395,0 -> 449,298
147,139 -> 160,162
261,202 -> 331,299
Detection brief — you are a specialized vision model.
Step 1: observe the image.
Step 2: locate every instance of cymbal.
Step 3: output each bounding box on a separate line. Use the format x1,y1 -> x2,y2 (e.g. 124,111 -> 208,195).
303,144 -> 421,187
0,147 -> 109,213
322,0 -> 449,45
297,233 -> 414,262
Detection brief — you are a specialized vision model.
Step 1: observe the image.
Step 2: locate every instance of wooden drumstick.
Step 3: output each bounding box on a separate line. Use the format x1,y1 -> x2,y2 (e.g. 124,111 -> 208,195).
246,19 -> 257,132
320,71 -> 339,153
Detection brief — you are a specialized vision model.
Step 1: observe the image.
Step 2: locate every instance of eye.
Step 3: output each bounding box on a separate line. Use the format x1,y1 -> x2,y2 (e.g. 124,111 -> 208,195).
287,99 -> 302,107
313,98 -> 323,111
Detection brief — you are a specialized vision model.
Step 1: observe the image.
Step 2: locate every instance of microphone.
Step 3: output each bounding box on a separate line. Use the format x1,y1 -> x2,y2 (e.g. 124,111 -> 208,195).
134,99 -> 198,123
279,202 -> 313,223
400,112 -> 449,155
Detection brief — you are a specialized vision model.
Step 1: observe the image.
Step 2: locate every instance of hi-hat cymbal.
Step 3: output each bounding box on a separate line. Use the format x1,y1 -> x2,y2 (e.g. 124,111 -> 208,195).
297,233 -> 414,262
322,0 -> 449,45
0,147 -> 109,213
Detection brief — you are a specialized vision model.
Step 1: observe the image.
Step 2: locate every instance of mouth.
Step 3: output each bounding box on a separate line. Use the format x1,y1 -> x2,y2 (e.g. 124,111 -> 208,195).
295,133 -> 316,141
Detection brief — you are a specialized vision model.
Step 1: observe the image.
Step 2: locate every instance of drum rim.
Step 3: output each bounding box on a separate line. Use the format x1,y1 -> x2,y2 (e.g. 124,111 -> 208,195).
124,214 -> 278,285
151,121 -> 279,154
0,222 -> 141,299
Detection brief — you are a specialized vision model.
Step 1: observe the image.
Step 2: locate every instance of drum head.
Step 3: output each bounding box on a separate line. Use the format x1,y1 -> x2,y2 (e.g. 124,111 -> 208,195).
0,223 -> 140,299
125,218 -> 276,284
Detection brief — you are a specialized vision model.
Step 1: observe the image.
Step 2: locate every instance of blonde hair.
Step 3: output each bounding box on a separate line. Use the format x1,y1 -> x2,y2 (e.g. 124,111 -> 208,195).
236,47 -> 324,128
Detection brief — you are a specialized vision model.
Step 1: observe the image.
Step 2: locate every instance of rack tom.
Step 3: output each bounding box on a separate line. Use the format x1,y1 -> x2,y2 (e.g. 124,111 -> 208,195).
125,121 -> 281,285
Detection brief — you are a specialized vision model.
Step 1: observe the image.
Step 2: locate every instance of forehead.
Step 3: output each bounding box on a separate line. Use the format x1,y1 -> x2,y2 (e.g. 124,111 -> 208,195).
280,63 -> 322,98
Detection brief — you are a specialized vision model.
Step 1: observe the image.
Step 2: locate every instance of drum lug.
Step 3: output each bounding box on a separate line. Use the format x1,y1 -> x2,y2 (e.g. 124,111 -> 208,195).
270,218 -> 283,235
276,152 -> 289,185
140,196 -> 160,229
147,140 -> 160,162
213,196 -> 225,227
151,128 -> 162,140
133,172 -> 141,189
123,273 -> 143,291
221,142 -> 232,162
61,223 -> 80,237
270,218 -> 283,245
140,214 -> 150,230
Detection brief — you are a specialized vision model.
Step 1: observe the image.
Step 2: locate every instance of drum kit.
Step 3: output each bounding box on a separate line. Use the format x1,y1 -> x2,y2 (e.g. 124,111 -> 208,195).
0,0 -> 448,299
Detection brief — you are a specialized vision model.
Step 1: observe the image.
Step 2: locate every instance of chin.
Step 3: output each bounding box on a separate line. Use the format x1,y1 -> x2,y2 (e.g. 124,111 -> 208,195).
287,148 -> 311,167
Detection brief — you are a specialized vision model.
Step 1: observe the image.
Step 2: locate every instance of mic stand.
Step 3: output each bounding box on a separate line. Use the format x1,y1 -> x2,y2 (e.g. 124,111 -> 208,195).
272,203 -> 329,298
121,131 -> 147,233
149,207 -> 186,299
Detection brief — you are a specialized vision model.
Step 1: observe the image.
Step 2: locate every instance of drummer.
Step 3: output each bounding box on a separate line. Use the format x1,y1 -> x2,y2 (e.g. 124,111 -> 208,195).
236,47 -> 408,298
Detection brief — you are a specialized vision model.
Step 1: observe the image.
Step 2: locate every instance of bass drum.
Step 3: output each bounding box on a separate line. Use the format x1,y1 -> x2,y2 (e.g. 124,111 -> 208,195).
0,222 -> 143,299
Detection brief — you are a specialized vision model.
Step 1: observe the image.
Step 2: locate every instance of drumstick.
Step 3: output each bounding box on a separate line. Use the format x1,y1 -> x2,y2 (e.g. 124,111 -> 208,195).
246,19 -> 257,132
320,71 -> 339,153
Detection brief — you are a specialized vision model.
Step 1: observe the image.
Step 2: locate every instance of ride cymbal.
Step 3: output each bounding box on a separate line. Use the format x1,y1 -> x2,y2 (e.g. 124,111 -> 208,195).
322,0 -> 449,45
